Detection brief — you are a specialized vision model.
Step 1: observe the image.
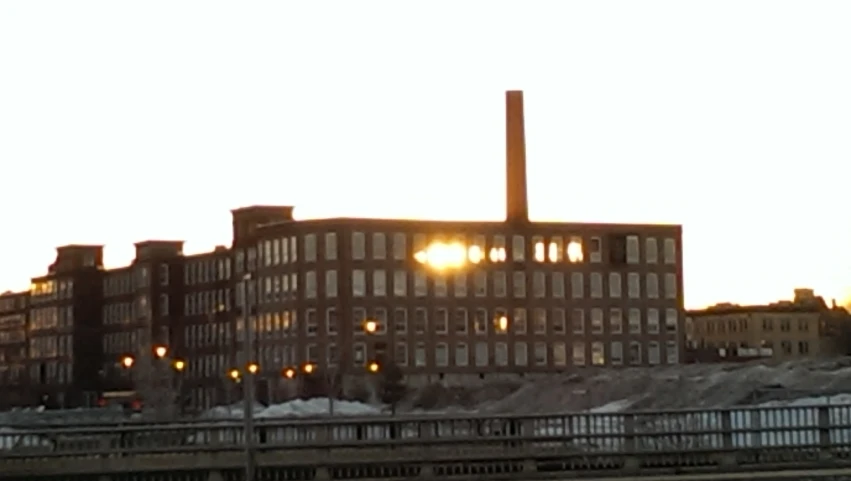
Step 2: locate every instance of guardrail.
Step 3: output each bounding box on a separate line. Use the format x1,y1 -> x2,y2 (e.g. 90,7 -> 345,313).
3,403 -> 851,456
4,404 -> 851,480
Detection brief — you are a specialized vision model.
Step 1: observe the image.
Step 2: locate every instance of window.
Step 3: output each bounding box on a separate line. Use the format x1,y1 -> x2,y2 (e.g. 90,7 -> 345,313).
433,274 -> 447,297
589,237 -> 602,263
414,272 -> 427,297
666,341 -> 678,364
626,235 -> 640,264
533,236 -> 546,262
627,273 -> 640,299
608,272 -> 621,298
553,342 -> 567,366
395,343 -> 408,366
474,308 -> 488,334
352,307 -> 367,334
158,264 -> 169,286
513,308 -> 527,334
648,342 -> 661,365
513,272 -> 526,298
435,343 -> 448,367
392,233 -> 406,260
645,237 -> 658,264
474,271 -> 487,297
664,273 -> 677,299
566,236 -> 584,262
663,238 -> 676,264
159,294 -> 168,316
591,342 -> 605,365
324,233 -> 337,260
352,232 -> 366,260
646,273 -> 658,298
320,308 -> 336,335
571,272 -> 584,298
647,308 -> 660,334
533,308 -> 547,334
455,343 -> 469,366
324,270 -> 338,298
494,271 -> 507,297
610,308 -> 623,334
628,308 -> 641,334
512,235 -> 525,261
414,307 -> 428,334
305,234 -> 317,262
572,308 -> 585,334
306,309 -> 318,336
454,273 -> 467,297
372,233 -> 386,260
534,342 -> 547,365
373,308 -> 388,334
572,342 -> 586,366
551,273 -> 565,298
415,343 -> 426,367
454,308 -> 468,334
490,235 -> 507,263
552,308 -> 566,334
591,308 -> 603,334
610,341 -> 623,365
372,270 -> 387,297
629,342 -> 642,365
590,272 -> 602,298
532,271 -> 545,298
514,342 -> 528,366
435,308 -> 448,333
393,270 -> 407,296
305,271 -> 317,299
665,308 -> 678,333
475,342 -> 488,366
352,270 -> 365,297
495,342 -> 508,366
353,342 -> 366,366
394,308 -> 408,334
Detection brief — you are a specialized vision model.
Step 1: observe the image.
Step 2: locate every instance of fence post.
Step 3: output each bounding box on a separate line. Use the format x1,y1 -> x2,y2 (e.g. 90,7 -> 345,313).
817,405 -> 832,460
720,409 -> 733,450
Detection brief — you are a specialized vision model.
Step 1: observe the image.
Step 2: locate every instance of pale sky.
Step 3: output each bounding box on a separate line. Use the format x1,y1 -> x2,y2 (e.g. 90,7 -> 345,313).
1,1 -> 850,309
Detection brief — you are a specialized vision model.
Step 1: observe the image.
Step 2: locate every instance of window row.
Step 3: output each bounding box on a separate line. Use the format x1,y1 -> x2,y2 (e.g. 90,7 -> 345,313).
184,289 -> 232,316
254,233 -> 678,266
229,306 -> 679,341
28,334 -> 73,359
184,258 -> 230,286
29,306 -> 73,331
264,338 -> 680,370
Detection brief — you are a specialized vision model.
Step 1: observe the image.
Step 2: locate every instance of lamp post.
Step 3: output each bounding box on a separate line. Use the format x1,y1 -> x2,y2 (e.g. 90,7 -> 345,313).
119,350 -> 185,416
240,273 -> 256,481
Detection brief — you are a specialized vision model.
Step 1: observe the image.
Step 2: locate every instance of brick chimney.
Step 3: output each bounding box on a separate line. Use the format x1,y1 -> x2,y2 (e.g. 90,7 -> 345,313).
505,90 -> 529,223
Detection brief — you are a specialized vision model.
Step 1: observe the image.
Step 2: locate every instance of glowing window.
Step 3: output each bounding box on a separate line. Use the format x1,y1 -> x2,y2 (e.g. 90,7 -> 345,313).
566,237 -> 584,263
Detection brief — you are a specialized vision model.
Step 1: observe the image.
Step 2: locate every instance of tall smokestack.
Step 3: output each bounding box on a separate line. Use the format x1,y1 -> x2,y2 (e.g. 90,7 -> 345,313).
505,90 -> 529,223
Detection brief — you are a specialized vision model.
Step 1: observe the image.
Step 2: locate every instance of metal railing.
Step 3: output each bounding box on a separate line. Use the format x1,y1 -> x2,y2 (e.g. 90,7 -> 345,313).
2,403 -> 851,459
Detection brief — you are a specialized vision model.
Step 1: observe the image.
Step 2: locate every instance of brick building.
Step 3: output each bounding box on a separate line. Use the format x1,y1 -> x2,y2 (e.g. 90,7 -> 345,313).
0,90 -> 684,410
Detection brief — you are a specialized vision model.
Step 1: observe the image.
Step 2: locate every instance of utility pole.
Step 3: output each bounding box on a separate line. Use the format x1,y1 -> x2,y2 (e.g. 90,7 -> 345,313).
241,273 -> 256,481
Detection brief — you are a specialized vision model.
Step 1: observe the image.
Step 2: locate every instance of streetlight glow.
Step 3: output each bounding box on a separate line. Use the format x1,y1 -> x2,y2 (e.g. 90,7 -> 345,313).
303,363 -> 315,374
368,361 -> 380,373
247,363 -> 259,375
283,367 -> 295,379
173,359 -> 186,371
154,346 -> 168,359
121,356 -> 134,368
229,369 -> 240,380
363,320 -> 378,334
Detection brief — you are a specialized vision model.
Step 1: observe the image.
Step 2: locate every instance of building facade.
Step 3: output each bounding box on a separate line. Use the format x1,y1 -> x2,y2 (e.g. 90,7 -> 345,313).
685,288 -> 850,361
0,90 -> 685,410
0,290 -> 29,408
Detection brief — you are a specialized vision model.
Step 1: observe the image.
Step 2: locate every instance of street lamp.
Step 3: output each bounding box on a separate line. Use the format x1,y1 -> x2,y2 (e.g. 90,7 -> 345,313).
247,363 -> 259,375
368,361 -> 380,373
229,369 -> 241,381
154,345 -> 168,359
363,320 -> 378,334
173,359 -> 186,372
121,356 -> 134,369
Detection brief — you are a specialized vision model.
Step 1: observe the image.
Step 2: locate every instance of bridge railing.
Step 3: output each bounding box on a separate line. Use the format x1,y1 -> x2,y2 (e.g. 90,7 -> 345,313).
2,403 -> 851,458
